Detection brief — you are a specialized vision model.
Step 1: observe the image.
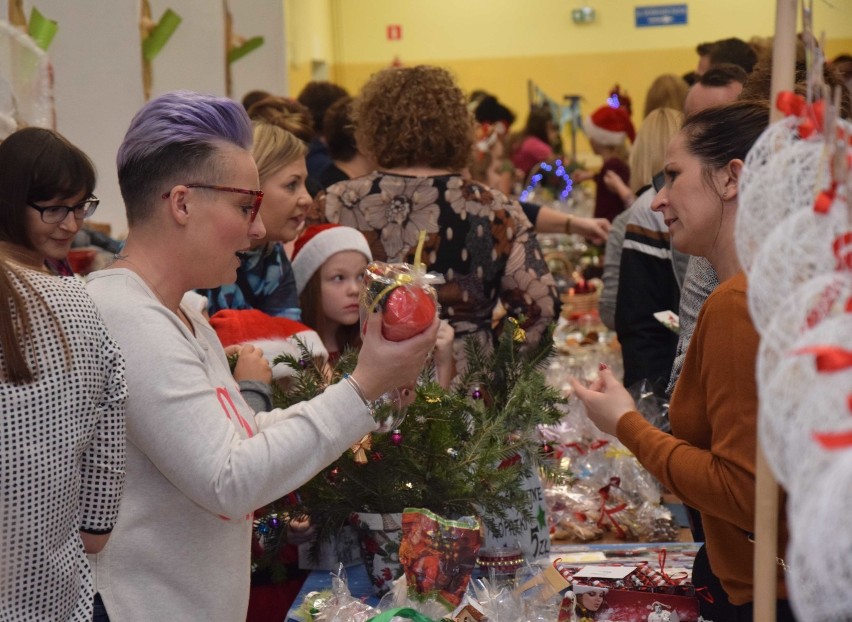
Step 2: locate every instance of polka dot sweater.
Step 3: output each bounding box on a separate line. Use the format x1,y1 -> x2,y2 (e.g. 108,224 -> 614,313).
1,269 -> 127,621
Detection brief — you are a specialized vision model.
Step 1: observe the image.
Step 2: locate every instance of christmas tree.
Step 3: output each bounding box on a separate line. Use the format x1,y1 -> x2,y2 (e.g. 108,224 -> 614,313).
254,318 -> 565,568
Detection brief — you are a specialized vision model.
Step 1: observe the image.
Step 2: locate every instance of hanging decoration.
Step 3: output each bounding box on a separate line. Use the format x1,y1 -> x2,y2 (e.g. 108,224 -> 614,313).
223,0 -> 264,98
518,159 -> 575,204
8,3 -> 58,52
139,1 -> 182,101
1,4 -> 55,132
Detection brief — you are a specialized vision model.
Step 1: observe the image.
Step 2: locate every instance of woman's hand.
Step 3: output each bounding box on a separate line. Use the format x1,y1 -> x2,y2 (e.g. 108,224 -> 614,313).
227,344 -> 272,385
571,169 -> 595,184
570,216 -> 612,245
603,170 -> 634,206
286,516 -> 316,545
569,366 -> 636,437
351,310 -> 440,401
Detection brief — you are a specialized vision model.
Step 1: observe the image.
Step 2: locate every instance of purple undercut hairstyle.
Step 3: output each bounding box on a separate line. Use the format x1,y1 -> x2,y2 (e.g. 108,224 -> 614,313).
116,91 -> 253,226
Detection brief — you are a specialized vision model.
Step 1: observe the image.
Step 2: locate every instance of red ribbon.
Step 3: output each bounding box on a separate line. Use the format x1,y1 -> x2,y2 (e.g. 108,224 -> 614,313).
657,549 -> 688,586
498,453 -> 522,469
815,182 -> 838,214
597,477 -> 627,538
814,428 -> 852,450
832,232 -> 852,270
695,586 -> 716,604
794,346 -> 852,372
775,91 -> 825,139
563,442 -> 588,456
590,439 -> 610,451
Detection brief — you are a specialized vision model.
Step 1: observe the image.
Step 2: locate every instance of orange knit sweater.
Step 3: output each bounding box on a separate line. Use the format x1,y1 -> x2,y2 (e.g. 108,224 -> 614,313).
616,272 -> 787,606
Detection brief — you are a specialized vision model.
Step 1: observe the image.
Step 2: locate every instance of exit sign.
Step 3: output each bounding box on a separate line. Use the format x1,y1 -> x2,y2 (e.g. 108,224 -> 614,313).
386,24 -> 402,40
635,4 -> 688,27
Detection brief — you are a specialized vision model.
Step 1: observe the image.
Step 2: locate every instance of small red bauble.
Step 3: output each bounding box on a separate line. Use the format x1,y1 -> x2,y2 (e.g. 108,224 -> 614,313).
382,286 -> 436,342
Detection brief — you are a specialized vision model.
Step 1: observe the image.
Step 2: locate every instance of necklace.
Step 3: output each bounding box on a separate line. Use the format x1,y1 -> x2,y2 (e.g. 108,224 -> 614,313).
112,252 -> 172,309
113,253 -> 195,333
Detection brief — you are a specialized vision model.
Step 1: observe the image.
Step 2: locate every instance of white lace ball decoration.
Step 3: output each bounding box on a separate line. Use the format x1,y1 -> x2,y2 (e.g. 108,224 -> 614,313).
747,192 -> 850,333
786,446 -> 852,622
758,313 -> 852,491
736,116 -> 826,273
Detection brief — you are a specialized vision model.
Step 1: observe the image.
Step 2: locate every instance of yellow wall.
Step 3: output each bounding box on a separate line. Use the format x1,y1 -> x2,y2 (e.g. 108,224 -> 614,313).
286,0 -> 852,158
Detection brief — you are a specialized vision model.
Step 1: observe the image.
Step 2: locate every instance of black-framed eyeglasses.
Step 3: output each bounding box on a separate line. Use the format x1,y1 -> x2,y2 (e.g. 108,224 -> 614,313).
162,184 -> 264,223
652,170 -> 666,193
27,196 -> 99,224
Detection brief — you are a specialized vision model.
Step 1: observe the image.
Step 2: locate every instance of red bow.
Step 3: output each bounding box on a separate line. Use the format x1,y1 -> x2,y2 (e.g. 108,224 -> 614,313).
794,345 -> 852,372
597,477 -> 627,538
775,91 -> 825,139
832,232 -> 852,270
814,427 -> 852,450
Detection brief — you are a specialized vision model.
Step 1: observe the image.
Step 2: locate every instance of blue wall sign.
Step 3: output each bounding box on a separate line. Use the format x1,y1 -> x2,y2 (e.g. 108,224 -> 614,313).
635,4 -> 688,27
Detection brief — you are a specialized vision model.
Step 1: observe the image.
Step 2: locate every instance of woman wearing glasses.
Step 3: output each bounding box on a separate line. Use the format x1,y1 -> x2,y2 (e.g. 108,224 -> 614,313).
0,127 -> 100,275
0,128 -> 127,620
85,91 -> 439,621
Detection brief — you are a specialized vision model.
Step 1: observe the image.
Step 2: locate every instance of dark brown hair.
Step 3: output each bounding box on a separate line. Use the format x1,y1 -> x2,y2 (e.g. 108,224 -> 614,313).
298,271 -> 361,354
699,63 -> 748,88
0,127 -> 96,252
523,105 -> 555,144
681,100 -> 769,185
740,57 -> 852,120
296,81 -> 349,135
708,38 -> 758,74
323,96 -> 357,162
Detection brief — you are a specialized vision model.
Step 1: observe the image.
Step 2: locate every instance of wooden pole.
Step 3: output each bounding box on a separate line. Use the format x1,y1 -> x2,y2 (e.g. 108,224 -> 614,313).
754,2 -> 797,618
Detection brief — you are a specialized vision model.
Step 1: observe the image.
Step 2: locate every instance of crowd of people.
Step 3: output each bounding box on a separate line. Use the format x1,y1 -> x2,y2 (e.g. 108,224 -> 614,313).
1,30 -> 851,622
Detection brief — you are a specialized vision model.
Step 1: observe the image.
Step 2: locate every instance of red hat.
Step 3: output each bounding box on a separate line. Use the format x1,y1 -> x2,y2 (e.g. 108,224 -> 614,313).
209,309 -> 327,379
292,223 -> 372,294
586,105 -> 636,146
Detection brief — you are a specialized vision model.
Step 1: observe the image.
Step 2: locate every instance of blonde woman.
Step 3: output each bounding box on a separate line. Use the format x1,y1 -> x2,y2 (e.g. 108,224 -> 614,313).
198,116 -> 313,321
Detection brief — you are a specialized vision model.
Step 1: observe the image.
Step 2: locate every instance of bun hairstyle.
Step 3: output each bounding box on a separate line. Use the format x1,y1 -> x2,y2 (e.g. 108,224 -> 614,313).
681,99 -> 769,172
247,96 -> 314,143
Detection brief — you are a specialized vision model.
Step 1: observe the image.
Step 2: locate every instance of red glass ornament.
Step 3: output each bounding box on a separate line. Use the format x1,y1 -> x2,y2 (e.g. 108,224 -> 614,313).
382,286 -> 436,342
391,430 -> 403,446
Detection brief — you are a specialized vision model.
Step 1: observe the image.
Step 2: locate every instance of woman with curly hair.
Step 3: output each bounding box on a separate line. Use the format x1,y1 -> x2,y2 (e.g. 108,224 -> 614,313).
323,65 -> 559,368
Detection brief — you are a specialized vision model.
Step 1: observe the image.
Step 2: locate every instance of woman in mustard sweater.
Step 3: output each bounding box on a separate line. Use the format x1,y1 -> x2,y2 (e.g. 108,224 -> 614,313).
571,100 -> 796,622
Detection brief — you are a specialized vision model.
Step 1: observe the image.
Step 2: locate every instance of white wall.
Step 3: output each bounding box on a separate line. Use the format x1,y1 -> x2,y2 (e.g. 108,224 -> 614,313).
0,0 -> 286,236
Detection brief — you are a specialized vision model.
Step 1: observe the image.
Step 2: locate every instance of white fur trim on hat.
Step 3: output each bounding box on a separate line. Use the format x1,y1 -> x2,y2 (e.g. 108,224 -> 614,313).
584,117 -> 629,147
292,226 -> 372,294
572,583 -> 609,594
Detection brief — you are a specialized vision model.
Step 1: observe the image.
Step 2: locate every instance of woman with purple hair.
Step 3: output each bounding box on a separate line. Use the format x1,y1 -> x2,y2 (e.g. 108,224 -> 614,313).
85,91 -> 439,621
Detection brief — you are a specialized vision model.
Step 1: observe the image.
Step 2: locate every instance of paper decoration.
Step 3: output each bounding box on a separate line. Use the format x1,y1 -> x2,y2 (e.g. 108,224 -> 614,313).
228,35 -> 263,64
139,1 -> 182,101
27,7 -> 57,50
141,8 -> 181,62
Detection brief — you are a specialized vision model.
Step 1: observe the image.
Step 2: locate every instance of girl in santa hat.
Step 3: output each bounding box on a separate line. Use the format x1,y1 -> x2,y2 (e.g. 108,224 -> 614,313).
573,91 -> 636,223
293,223 -> 456,387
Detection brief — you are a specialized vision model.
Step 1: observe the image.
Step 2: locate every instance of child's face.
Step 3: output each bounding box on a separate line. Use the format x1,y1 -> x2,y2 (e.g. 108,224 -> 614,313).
320,250 -> 369,328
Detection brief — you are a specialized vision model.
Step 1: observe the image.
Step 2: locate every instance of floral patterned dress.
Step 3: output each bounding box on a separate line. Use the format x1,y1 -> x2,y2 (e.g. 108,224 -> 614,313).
324,172 -> 558,354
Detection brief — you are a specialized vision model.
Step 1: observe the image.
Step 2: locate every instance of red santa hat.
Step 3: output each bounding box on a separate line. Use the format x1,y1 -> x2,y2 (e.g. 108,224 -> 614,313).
585,104 -> 636,146
291,223 -> 372,294
209,308 -> 327,379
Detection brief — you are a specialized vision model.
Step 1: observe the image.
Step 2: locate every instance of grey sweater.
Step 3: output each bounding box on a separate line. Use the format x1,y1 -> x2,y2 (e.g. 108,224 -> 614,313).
86,269 -> 375,621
